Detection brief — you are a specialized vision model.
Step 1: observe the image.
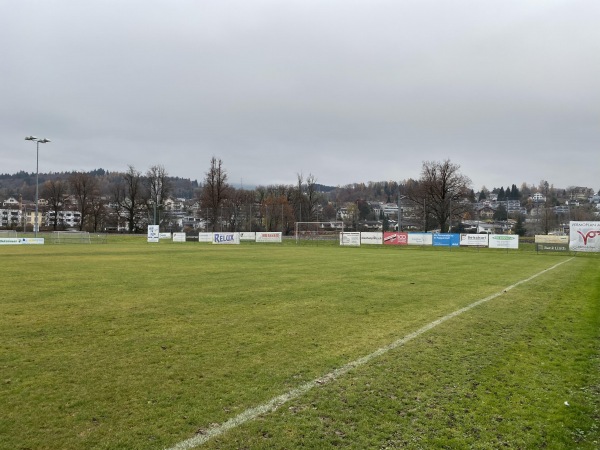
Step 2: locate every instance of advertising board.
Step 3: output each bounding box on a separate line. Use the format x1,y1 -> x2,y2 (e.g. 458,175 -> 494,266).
172,233 -> 186,242
147,225 -> 159,243
198,233 -> 213,243
159,232 -> 172,239
340,232 -> 360,246
432,233 -> 460,247
240,232 -> 256,241
460,234 -> 489,247
360,232 -> 382,245
0,238 -> 45,245
383,232 -> 408,245
407,233 -> 433,246
569,221 -> 600,252
536,243 -> 569,253
489,234 -> 519,249
256,232 -> 282,243
535,235 -> 569,244
212,232 -> 240,245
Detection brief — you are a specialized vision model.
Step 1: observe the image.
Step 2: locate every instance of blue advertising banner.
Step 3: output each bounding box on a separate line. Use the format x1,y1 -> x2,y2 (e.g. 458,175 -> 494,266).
432,233 -> 460,247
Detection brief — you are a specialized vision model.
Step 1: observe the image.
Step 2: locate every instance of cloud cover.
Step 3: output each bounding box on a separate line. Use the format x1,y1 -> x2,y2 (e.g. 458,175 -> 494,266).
2,0 -> 599,192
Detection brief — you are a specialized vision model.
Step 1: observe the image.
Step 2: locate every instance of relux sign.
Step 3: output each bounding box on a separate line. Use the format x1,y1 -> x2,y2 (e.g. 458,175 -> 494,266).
212,233 -> 240,245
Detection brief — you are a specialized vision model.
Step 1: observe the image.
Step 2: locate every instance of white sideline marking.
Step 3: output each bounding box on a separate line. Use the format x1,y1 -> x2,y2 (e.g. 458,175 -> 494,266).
166,258 -> 574,450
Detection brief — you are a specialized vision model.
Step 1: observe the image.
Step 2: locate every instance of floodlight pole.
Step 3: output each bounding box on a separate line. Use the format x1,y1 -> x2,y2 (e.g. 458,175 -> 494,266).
397,192 -> 407,232
449,196 -> 452,233
25,136 -> 51,237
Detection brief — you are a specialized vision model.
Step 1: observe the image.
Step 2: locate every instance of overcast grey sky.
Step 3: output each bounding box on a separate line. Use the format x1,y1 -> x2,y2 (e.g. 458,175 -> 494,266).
2,0 -> 599,192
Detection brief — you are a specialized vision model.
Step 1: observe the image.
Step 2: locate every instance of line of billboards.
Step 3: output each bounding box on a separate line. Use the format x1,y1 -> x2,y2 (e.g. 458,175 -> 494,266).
340,232 -> 519,249
339,221 -> 600,253
149,231 -> 283,244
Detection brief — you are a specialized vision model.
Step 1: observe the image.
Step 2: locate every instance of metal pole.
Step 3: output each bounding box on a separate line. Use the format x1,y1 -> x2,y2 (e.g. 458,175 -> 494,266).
397,192 -> 405,232
448,196 -> 451,233
35,140 -> 39,237
25,136 -> 50,237
397,190 -> 400,232
400,204 -> 403,232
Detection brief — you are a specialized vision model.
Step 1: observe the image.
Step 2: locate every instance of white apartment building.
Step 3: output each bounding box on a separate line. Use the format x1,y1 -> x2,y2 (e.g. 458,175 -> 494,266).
46,210 -> 82,228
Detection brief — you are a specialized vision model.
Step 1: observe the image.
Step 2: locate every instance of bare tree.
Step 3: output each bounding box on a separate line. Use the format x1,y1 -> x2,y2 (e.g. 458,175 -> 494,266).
294,173 -> 321,222
223,188 -> 257,232
261,194 -> 295,232
408,160 -> 472,232
237,189 -> 257,231
305,174 -> 321,221
200,157 -> 230,231
117,165 -> 145,233
294,174 -> 306,222
88,195 -> 107,232
70,172 -> 98,231
110,180 -> 126,231
145,165 -> 172,226
42,179 -> 68,230
540,180 -> 553,234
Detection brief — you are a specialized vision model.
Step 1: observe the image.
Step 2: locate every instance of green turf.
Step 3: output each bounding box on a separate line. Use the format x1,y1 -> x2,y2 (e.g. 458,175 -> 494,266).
1,237 -> 598,449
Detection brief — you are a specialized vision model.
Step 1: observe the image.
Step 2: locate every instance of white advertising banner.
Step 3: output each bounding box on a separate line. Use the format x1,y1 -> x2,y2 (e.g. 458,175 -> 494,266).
360,232 -> 382,245
212,232 -> 241,245
460,234 -> 489,247
147,225 -> 160,243
159,232 -> 172,239
256,232 -> 282,243
340,232 -> 361,246
535,235 -> 569,244
0,238 -> 45,245
489,234 -> 519,249
173,233 -> 186,242
240,232 -> 256,241
569,221 -> 600,252
198,233 -> 213,243
407,233 -> 433,246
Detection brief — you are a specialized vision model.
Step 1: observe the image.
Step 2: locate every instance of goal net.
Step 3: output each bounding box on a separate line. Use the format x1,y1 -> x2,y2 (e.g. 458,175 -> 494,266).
52,231 -> 92,244
294,221 -> 344,244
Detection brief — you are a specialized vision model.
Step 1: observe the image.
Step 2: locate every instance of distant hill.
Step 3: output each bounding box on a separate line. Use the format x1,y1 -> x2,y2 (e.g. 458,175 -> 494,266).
315,183 -> 336,193
0,169 -> 199,201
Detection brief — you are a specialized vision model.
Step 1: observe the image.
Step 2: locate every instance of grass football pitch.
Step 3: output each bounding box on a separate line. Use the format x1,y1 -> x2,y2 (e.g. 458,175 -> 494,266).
1,237 -> 599,449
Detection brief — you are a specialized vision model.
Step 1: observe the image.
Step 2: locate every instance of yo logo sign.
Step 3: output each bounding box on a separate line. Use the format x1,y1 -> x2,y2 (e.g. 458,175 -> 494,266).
577,230 -> 600,245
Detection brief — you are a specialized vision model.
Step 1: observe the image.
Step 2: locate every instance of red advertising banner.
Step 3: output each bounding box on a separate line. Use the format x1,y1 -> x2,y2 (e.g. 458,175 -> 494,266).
383,232 -> 408,245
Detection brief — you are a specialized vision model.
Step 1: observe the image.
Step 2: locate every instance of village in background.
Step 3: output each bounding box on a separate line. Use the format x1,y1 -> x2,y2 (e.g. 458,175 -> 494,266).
1,159 -> 599,237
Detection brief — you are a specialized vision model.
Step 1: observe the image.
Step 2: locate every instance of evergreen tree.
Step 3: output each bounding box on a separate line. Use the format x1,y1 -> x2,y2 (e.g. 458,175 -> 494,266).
498,187 -> 505,201
493,203 -> 507,221
514,215 -> 527,236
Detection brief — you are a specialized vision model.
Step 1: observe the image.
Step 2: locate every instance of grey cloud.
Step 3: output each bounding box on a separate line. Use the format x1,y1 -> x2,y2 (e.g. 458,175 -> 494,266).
1,1 -> 598,191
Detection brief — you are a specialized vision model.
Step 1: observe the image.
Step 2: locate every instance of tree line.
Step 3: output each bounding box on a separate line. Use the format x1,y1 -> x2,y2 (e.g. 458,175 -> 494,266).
1,158 -> 598,234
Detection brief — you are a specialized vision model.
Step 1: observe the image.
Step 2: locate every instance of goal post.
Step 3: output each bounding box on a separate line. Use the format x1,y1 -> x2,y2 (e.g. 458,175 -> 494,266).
52,231 -> 92,244
294,221 -> 344,244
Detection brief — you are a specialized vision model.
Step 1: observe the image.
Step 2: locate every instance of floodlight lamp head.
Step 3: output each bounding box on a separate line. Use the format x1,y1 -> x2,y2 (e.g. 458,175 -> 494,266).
25,136 -> 38,141
38,138 -> 51,143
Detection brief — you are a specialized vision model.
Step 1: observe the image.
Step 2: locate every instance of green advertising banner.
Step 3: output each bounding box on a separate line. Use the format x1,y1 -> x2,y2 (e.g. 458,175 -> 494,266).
536,243 -> 569,253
